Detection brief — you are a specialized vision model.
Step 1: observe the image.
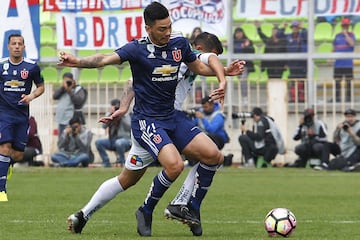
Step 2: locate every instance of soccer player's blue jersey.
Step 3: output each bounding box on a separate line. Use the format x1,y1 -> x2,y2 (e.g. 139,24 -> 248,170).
115,34 -> 196,120
0,57 -> 43,117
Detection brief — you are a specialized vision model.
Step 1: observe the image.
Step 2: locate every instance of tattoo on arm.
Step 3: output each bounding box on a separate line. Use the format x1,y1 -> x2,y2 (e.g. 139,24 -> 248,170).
79,54 -> 104,68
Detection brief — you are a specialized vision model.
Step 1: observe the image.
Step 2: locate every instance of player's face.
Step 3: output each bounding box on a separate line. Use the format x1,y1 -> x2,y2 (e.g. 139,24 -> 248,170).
146,17 -> 172,46
8,36 -> 25,60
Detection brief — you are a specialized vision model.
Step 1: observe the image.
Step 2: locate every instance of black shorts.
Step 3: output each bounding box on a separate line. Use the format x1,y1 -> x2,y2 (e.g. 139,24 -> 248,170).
334,68 -> 353,80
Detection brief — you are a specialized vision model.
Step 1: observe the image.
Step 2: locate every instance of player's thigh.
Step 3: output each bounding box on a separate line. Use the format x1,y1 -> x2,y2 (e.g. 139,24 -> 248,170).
182,132 -> 221,165
13,120 -> 29,152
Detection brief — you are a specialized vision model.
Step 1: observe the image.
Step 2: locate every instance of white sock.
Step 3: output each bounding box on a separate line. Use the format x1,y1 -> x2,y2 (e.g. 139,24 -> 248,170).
82,176 -> 123,219
171,162 -> 199,205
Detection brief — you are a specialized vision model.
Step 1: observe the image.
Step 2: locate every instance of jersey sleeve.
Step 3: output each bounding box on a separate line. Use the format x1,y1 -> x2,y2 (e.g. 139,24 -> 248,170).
198,52 -> 217,65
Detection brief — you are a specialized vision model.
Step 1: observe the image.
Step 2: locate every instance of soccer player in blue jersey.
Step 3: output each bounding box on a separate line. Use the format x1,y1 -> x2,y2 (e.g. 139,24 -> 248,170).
0,34 -> 45,201
60,2 -> 243,236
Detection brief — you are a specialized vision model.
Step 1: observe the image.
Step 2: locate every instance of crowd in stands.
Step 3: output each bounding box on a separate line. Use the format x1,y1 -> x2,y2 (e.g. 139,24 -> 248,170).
29,16 -> 359,170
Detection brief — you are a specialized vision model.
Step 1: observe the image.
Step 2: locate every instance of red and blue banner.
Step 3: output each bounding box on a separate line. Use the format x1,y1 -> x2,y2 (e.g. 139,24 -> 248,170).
56,0 -> 227,50
235,0 -> 360,19
1,0 -> 40,60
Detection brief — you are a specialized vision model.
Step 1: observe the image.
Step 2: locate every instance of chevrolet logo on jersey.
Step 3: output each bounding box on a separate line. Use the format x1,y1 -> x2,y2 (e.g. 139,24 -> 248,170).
4,80 -> 25,88
153,65 -> 178,76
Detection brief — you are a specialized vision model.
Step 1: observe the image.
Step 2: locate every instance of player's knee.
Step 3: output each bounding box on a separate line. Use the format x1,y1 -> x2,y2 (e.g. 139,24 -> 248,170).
200,147 -> 222,165
164,160 -> 184,180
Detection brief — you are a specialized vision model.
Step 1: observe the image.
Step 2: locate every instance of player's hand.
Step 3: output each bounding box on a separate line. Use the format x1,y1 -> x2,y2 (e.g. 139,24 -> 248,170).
99,116 -> 113,124
18,93 -> 35,105
226,60 -> 246,76
98,109 -> 125,123
209,86 -> 225,106
58,51 -> 80,67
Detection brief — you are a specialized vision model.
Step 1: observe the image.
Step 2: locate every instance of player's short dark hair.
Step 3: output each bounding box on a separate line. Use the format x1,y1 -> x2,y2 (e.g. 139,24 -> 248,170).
8,33 -> 24,44
143,1 -> 169,26
194,32 -> 223,55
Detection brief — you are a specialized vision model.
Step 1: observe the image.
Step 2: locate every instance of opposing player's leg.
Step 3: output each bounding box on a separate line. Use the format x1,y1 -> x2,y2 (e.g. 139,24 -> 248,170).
183,133 -> 222,235
67,136 -> 153,234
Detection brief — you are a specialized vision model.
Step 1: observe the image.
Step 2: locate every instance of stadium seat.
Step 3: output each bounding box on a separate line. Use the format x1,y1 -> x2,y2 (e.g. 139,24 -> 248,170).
40,46 -> 57,58
41,66 -> 59,83
77,50 -> 97,57
241,23 -> 260,43
248,65 -> 261,83
314,22 -> 333,42
60,67 -> 72,78
120,65 -> 132,82
40,26 -> 56,46
40,10 -> 56,26
281,68 -> 290,80
79,69 -> 99,83
315,42 -> 332,64
260,22 -> 274,38
352,22 -> 360,41
101,66 -> 120,82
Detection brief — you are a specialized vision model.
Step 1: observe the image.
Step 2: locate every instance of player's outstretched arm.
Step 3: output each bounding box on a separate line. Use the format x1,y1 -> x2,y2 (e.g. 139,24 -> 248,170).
58,51 -> 121,68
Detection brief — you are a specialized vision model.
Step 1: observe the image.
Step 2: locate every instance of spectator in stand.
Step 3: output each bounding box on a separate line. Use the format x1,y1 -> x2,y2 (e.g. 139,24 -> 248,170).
332,18 -> 356,103
51,116 -> 93,167
233,27 -> 255,104
287,108 -> 328,168
17,116 -> 44,167
53,72 -> 88,137
284,21 -> 308,102
95,99 -> 131,167
255,21 -> 287,79
188,27 -> 202,47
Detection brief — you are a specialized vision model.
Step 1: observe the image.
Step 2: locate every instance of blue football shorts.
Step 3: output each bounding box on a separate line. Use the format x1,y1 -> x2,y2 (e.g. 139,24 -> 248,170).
126,110 -> 201,170
0,115 -> 29,151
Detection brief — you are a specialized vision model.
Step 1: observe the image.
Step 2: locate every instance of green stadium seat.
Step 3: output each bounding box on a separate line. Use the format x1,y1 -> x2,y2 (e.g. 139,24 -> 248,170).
248,65 -> 261,83
40,46 -> 57,58
260,22 -> 274,38
282,68 -> 290,80
241,23 -> 260,43
79,69 -> 99,83
314,22 -> 333,42
120,65 -> 132,82
352,22 -> 360,41
40,26 -> 56,46
101,66 -> 120,82
315,42 -> 333,64
77,50 -> 97,57
40,10 -> 56,26
41,66 -> 59,83
60,67 -> 72,78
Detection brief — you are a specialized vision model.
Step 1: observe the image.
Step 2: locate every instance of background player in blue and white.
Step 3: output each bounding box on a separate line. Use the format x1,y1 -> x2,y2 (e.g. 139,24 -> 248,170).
0,34 -> 45,201
60,2 -> 244,236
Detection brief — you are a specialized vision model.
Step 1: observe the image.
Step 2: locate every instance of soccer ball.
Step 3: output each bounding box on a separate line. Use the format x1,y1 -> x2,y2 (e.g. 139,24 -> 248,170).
264,208 -> 296,237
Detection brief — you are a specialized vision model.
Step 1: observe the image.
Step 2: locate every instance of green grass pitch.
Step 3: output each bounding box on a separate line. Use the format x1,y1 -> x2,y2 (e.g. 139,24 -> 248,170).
1,167 -> 360,239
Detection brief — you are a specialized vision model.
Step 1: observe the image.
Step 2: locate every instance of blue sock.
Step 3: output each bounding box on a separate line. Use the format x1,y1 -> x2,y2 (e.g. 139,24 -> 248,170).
142,170 -> 172,214
189,163 -> 217,210
0,154 -> 11,192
